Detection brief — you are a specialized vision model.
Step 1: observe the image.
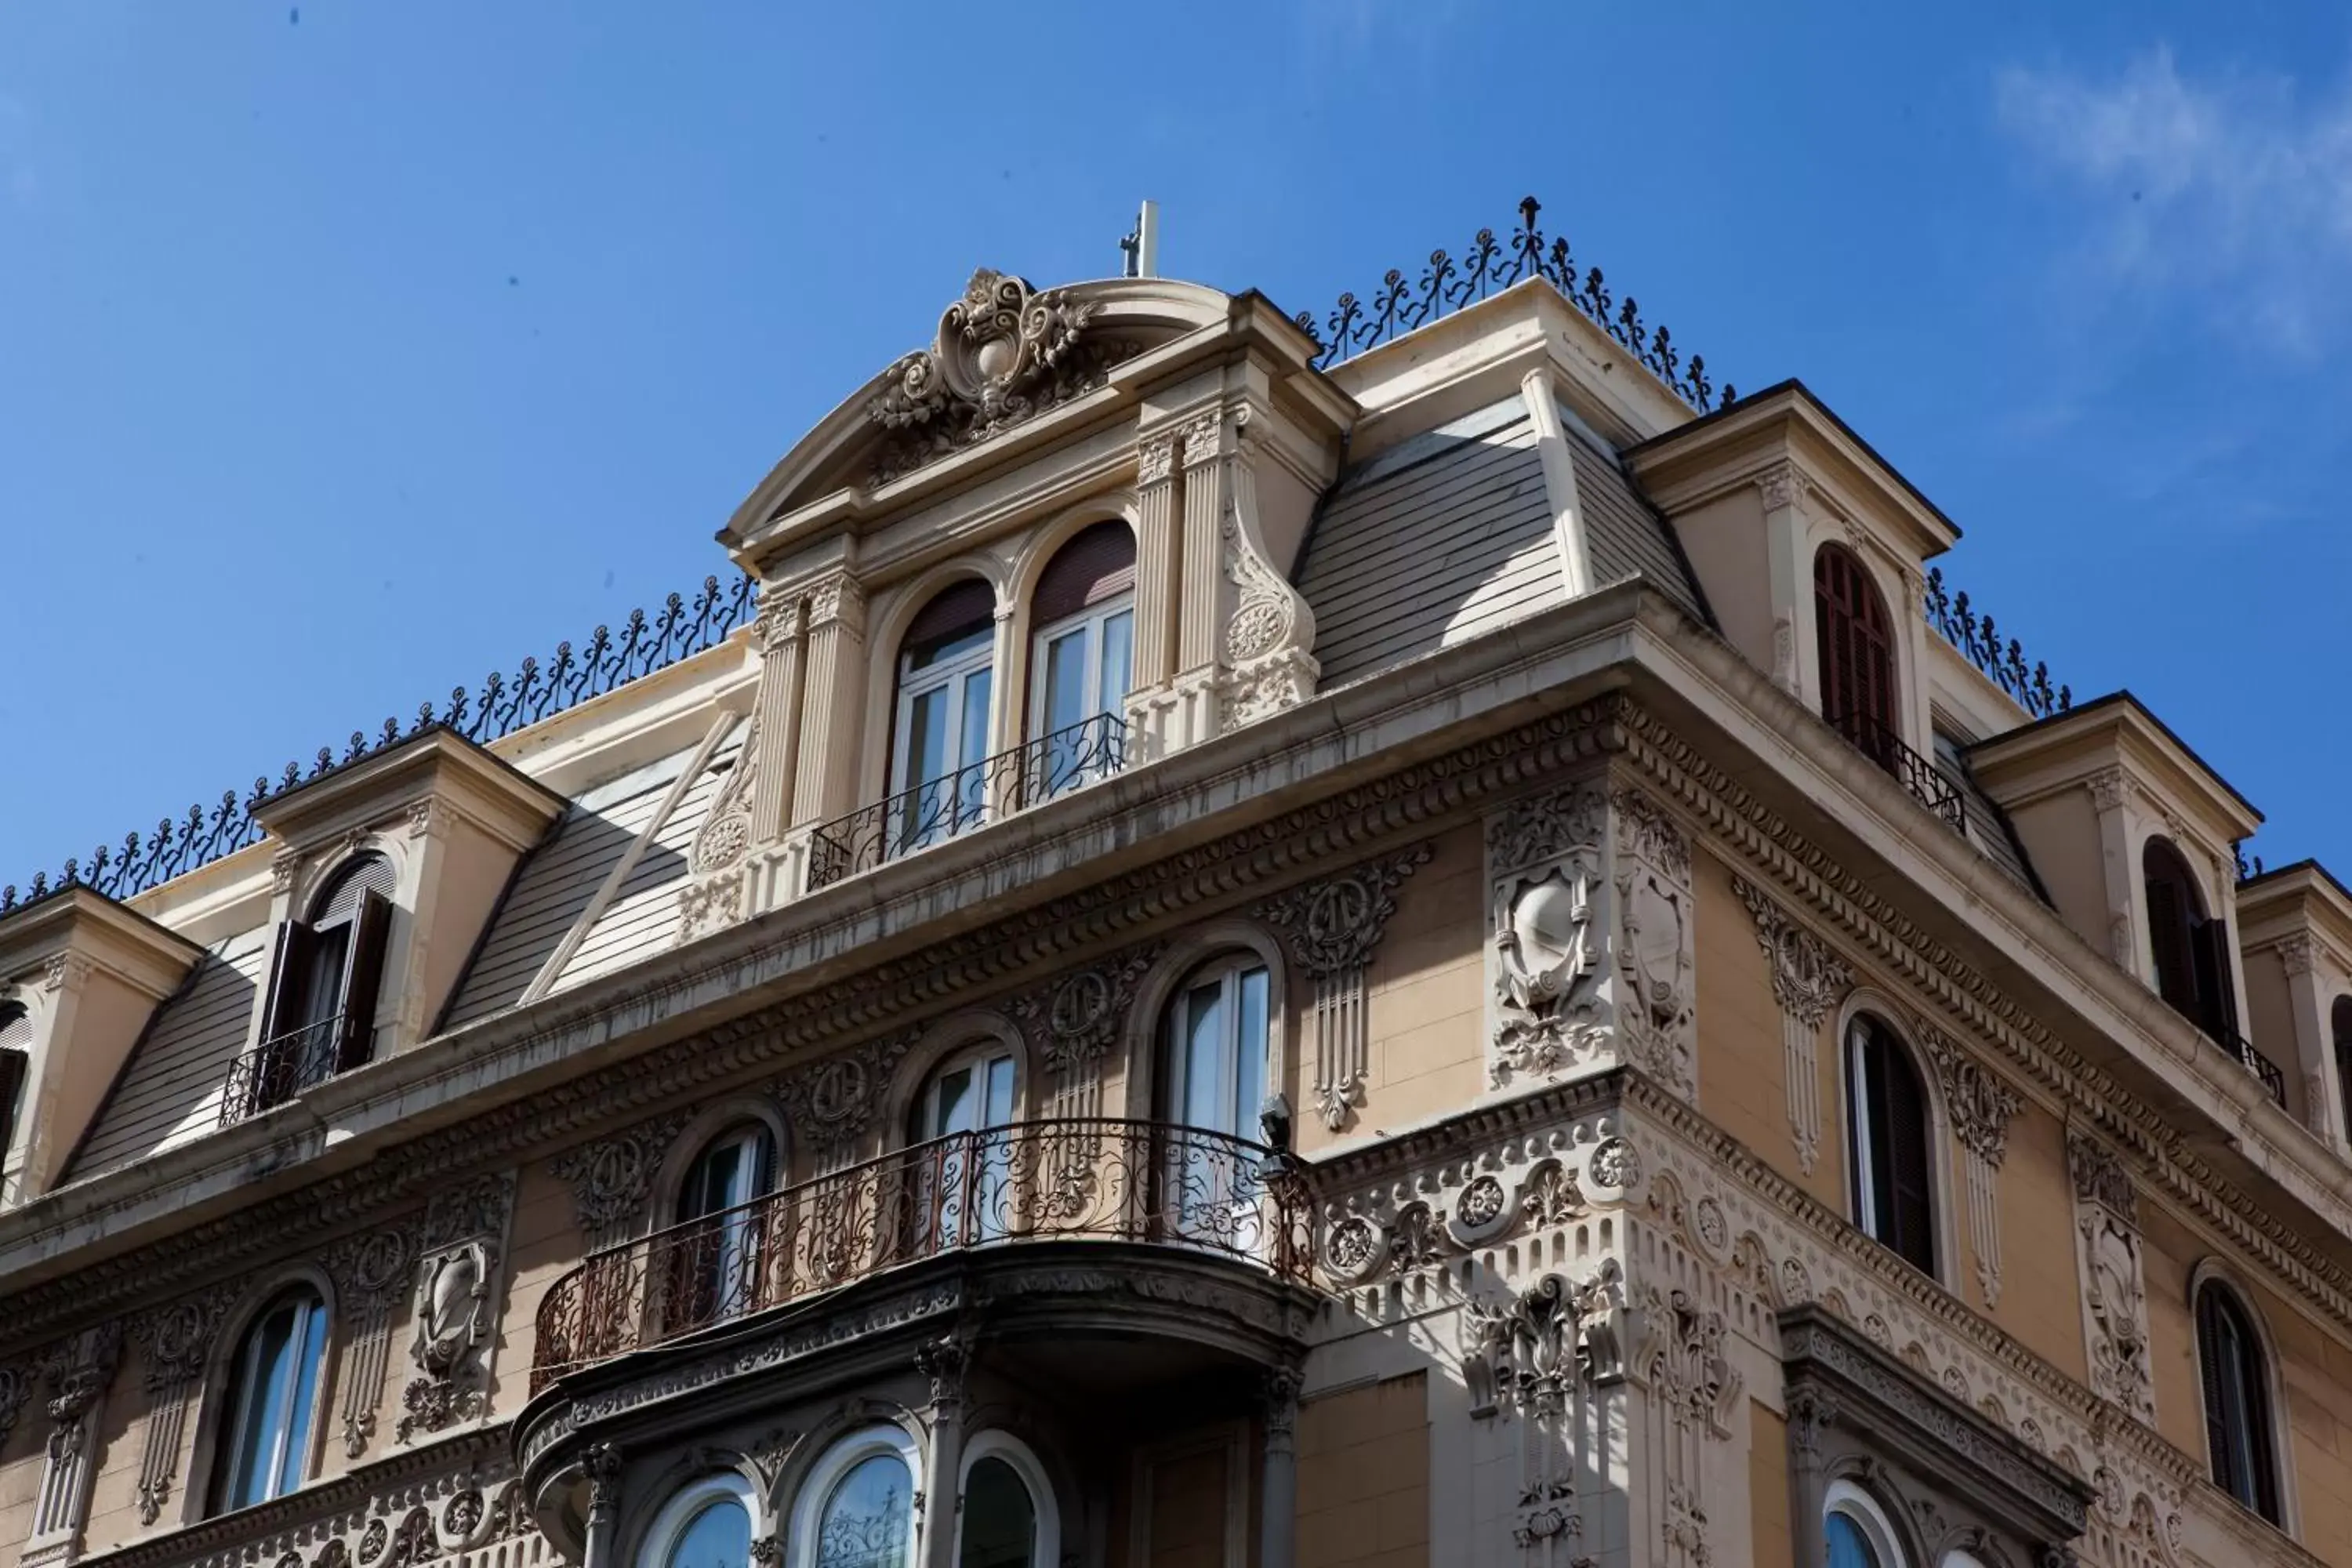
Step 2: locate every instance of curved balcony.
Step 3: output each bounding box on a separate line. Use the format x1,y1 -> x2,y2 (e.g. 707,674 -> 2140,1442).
529,1117 -> 1315,1393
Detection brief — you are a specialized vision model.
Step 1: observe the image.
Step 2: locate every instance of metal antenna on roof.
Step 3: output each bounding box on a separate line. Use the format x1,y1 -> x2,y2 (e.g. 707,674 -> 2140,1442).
1120,201 -> 1160,278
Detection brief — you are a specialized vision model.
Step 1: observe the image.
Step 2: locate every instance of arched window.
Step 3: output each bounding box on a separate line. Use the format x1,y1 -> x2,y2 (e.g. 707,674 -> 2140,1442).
1028,521 -> 1135,799
1814,543 -> 1897,760
1824,1479 -> 1906,1568
912,1044 -> 1018,1250
2196,1280 -> 2281,1523
667,1123 -> 779,1331
252,853 -> 394,1113
793,1427 -> 920,1568
890,579 -> 997,855
1159,955 -> 1274,1253
0,1000 -> 30,1165
212,1285 -> 330,1513
2333,996 -> 2352,1144
640,1475 -> 756,1568
2143,838 -> 2237,1042
958,1432 -> 1058,1568
1845,1013 -> 1934,1275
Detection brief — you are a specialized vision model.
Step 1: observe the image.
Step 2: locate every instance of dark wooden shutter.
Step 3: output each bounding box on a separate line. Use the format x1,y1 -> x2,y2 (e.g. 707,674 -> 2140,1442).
0,1047 -> 26,1160
2196,917 -> 2241,1042
2145,871 -> 2195,1014
902,579 -> 996,657
259,919 -> 318,1044
2197,1286 -> 2237,1497
332,889 -> 391,1072
2334,999 -> 2352,1142
1883,1036 -> 1936,1274
1033,521 -> 1138,626
1813,546 -> 1894,744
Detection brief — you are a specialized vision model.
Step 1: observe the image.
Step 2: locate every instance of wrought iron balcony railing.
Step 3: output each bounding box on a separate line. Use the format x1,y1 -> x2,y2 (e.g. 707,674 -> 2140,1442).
808,712 -> 1127,891
219,1014 -> 346,1126
1828,710 -> 1966,833
2209,1021 -> 2287,1107
529,1116 -> 1313,1392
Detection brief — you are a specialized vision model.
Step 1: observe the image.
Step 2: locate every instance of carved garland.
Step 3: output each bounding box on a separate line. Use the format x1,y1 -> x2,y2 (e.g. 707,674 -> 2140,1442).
1729,873 -> 1853,1176
1922,1026 -> 2021,1308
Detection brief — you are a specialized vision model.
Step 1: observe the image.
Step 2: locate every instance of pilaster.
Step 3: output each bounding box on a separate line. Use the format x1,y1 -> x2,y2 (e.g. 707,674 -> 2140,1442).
789,575 -> 869,829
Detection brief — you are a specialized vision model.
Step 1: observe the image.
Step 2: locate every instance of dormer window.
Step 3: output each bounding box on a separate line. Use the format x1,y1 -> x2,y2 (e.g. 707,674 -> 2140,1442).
890,580 -> 998,855
234,853 -> 394,1120
2143,837 -> 2238,1044
1028,521 -> 1135,799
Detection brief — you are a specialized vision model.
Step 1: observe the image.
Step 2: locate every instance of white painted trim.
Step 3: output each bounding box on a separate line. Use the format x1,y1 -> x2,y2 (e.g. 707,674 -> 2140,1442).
1826,1476 -> 1911,1568
786,1422 -> 923,1568
634,1471 -> 759,1568
1519,367 -> 1592,598
959,1429 -> 1062,1568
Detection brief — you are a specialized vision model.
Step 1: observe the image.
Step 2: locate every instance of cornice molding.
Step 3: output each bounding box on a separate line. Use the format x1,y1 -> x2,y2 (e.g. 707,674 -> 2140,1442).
1616,705 -> 2352,1340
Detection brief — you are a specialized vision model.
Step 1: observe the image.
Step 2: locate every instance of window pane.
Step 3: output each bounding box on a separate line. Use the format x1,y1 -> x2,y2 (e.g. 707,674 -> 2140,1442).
1098,611 -> 1133,713
904,688 -> 949,789
668,1497 -> 752,1568
818,1452 -> 915,1568
1181,983 -> 1226,1134
274,1299 -> 326,1497
931,1066 -> 975,1138
227,1306 -> 296,1508
982,1054 -> 1015,1127
960,669 -> 993,771
960,1457 -> 1036,1568
1043,629 -> 1088,737
1825,1514 -> 1878,1568
1236,967 -> 1269,1136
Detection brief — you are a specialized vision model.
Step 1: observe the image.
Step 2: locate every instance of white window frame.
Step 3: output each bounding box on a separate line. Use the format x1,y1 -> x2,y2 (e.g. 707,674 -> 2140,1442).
216,1287 -> 331,1512
1824,1478 -> 1907,1568
638,1472 -> 759,1568
1025,595 -> 1134,741
959,1430 -> 1061,1568
789,1424 -> 923,1568
1161,956 -> 1271,1142
890,632 -> 996,802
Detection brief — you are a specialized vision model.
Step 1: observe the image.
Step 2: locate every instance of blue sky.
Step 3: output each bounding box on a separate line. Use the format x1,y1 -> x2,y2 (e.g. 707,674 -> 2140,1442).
4,2 -> 2348,886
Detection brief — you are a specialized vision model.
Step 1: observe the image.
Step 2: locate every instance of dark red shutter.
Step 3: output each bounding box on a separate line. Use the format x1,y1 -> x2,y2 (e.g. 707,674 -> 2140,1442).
2334,999 -> 2352,1142
2201,917 -> 2241,1043
1882,1035 -> 1935,1274
0,1047 -> 25,1161
260,919 -> 318,1044
1033,521 -> 1138,626
332,889 -> 391,1071
2198,1286 -> 2237,1497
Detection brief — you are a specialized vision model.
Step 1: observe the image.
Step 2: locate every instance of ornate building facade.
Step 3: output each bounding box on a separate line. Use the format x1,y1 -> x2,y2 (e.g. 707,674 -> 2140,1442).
3,203 -> 2350,1568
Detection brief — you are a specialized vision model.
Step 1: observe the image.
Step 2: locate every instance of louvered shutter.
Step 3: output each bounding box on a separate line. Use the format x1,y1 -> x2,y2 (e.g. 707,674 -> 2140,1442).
1033,521 -> 1138,626
1813,546 -> 1894,741
2197,1287 -> 2237,1497
1883,1036 -> 1936,1274
2201,917 -> 2241,1042
332,888 -> 392,1072
902,580 -> 995,657
2145,873 -> 2194,1013
258,919 -> 318,1044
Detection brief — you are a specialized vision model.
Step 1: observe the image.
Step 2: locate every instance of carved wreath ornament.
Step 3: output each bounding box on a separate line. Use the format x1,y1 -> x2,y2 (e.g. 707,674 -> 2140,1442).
867,270 -> 1130,482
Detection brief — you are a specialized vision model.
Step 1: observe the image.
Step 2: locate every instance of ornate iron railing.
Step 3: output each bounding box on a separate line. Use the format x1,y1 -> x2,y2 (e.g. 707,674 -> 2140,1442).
808,712 -> 1127,891
218,1014 -> 346,1126
1296,197 -> 1735,414
2216,1025 -> 2287,1107
1828,710 -> 1966,833
1922,568 -> 2071,721
4,573 -> 757,918
530,1116 -> 1312,1391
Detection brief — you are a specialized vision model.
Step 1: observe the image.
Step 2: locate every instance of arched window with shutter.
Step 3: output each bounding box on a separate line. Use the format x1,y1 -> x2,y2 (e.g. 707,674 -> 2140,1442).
889,579 -> 997,854
1844,1012 -> 1935,1276
1814,543 -> 1898,762
250,853 -> 395,1113
2143,838 -> 2237,1043
2196,1279 -> 2282,1523
1027,521 -> 1135,800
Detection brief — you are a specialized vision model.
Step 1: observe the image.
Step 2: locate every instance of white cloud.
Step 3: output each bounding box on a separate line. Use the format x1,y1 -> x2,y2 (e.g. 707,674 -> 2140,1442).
1995,48 -> 2352,353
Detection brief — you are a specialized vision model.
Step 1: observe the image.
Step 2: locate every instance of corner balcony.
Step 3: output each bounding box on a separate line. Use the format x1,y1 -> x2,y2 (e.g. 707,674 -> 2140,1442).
528,1116 -> 1316,1395
807,712 -> 1127,891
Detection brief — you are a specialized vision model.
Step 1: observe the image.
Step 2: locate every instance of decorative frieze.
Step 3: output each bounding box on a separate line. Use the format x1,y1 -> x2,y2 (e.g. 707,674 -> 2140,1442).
774,1031 -> 915,1173
397,1170 -> 516,1443
550,1113 -> 693,1250
1207,407 -> 1319,733
680,715 -> 760,944
1462,1264 -> 1620,1560
1260,844 -> 1431,1131
1009,946 -> 1159,1123
1488,785 -> 1612,1088
1612,790 -> 1696,1102
2067,1133 -> 2154,1424
26,1323 -> 119,1568
1922,1026 -> 2020,1308
1633,1282 -> 1742,1568
1729,873 -> 1853,1175
128,1286 -> 234,1523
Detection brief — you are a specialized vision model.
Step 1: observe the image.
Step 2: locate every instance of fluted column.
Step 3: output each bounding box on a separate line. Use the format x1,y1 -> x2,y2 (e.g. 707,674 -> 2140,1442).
1125,427 -> 1185,760
789,575 -> 869,829
750,590 -> 806,845
1258,1366 -> 1302,1568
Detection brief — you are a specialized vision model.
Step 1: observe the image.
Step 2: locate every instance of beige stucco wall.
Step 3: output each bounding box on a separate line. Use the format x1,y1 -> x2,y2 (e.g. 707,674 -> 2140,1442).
499,1156 -> 590,1406
2001,792 -> 2109,960
1748,1401 -> 1794,1568
1295,1373 -> 1428,1568
1991,1101 -> 2091,1382
1326,826 -> 1483,1149
1668,489 -> 1773,674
